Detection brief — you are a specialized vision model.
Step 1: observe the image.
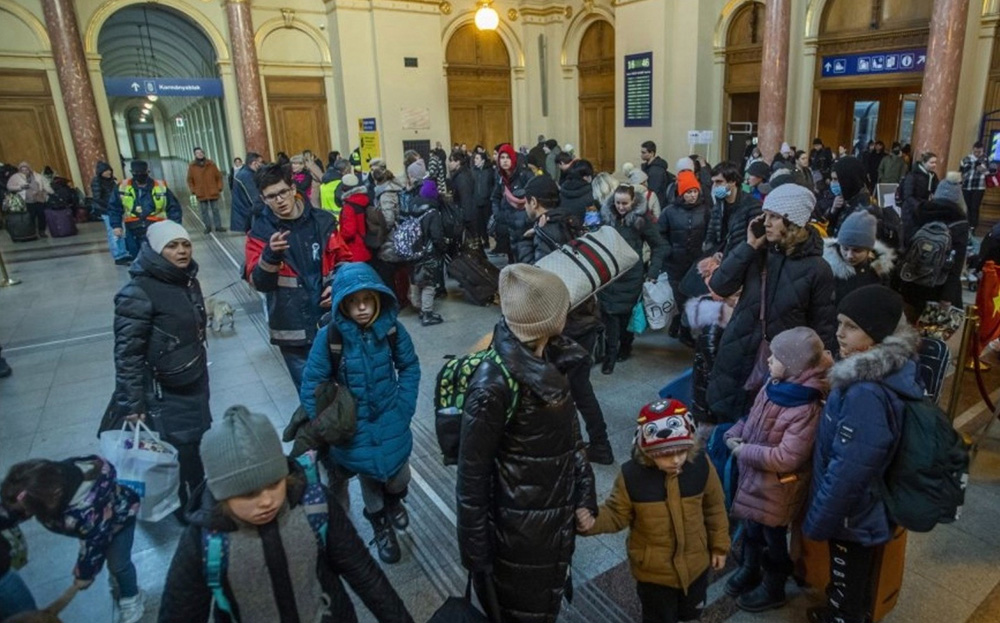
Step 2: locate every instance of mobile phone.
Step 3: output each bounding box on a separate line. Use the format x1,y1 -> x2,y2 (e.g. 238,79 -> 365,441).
751,218 -> 766,238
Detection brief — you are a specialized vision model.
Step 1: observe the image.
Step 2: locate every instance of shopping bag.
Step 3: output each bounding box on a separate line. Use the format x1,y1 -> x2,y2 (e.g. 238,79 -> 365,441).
627,300 -> 647,334
642,274 -> 676,331
99,421 -> 180,522
534,226 -> 641,309
427,575 -> 498,623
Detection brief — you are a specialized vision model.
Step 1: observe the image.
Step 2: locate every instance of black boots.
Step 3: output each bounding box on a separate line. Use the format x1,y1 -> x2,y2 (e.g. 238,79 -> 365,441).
736,561 -> 791,612
601,359 -> 615,375
364,509 -> 401,564
420,311 -> 443,326
725,541 -> 762,597
385,489 -> 409,530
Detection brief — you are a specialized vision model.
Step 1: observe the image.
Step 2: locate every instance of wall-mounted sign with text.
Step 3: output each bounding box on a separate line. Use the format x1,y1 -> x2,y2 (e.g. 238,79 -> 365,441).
820,48 -> 926,78
104,77 -> 223,98
624,52 -> 653,128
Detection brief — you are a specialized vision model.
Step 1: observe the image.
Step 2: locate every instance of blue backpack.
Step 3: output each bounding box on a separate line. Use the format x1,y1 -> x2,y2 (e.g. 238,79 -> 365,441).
202,454 -> 328,620
706,422 -> 740,510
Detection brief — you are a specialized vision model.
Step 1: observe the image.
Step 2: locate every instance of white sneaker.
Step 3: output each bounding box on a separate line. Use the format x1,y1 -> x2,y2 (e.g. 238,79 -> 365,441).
117,590 -> 145,623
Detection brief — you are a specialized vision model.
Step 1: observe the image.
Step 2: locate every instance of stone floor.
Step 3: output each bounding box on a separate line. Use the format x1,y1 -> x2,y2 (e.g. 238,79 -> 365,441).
1,213 -> 999,623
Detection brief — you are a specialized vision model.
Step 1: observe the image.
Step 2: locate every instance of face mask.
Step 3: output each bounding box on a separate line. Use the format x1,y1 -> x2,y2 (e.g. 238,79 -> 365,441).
830,182 -> 842,196
133,172 -> 149,184
712,185 -> 730,200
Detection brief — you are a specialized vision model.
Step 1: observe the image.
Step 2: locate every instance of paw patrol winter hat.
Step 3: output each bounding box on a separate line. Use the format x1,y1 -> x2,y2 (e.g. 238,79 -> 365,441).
636,399 -> 696,456
499,264 -> 570,343
146,221 -> 190,255
770,327 -> 824,377
200,405 -> 289,501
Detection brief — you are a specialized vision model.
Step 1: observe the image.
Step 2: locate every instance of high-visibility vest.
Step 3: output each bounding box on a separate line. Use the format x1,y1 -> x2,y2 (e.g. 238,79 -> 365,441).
120,179 -> 168,222
320,179 -> 342,220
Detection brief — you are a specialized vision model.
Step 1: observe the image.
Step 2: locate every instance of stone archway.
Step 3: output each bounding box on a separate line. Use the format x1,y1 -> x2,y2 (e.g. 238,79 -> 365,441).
446,24 -> 513,150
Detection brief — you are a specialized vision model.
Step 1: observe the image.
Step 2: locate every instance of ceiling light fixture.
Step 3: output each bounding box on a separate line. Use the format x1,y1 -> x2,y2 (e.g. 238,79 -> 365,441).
147,95 -> 158,102
475,0 -> 499,31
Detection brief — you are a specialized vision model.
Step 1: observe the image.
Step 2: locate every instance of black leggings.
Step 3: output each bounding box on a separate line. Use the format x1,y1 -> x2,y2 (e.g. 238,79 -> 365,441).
602,312 -> 634,361
566,329 -> 609,444
27,202 -> 46,234
175,442 -> 205,512
636,571 -> 708,623
826,538 -> 877,623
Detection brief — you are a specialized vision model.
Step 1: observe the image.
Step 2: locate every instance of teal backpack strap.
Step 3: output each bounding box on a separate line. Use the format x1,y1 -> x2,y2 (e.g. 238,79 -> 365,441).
202,529 -> 237,621
295,453 -> 329,545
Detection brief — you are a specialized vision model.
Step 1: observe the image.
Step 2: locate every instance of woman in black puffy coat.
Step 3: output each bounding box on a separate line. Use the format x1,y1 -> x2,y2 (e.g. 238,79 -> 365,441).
112,221 -> 210,514
458,264 -> 597,623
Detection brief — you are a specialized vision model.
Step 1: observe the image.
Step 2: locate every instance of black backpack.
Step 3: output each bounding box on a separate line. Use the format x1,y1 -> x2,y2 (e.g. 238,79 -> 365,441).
437,197 -> 464,244
880,391 -> 970,532
899,221 -> 962,287
364,202 -> 389,250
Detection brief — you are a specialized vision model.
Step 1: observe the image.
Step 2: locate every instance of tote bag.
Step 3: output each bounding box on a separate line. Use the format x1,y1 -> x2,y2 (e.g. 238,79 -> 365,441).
99,421 -> 180,522
642,273 -> 676,331
535,225 -> 640,310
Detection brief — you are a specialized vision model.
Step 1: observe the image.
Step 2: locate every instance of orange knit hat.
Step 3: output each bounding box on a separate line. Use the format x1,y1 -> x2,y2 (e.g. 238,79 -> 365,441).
677,170 -> 701,197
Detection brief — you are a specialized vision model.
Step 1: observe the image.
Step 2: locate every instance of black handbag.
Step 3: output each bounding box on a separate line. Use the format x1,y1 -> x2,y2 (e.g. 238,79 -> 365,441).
428,575 -> 498,623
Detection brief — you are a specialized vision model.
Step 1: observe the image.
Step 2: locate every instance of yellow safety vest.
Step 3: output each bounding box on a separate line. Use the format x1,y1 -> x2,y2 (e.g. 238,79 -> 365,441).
320,179 -> 342,220
120,179 -> 168,222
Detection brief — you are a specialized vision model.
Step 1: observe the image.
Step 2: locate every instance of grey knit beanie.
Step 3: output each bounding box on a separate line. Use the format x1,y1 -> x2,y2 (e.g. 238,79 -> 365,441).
406,160 -> 427,183
837,211 -> 877,249
499,264 -> 570,343
762,182 -> 816,227
200,406 -> 289,500
934,171 -> 962,205
769,327 -> 824,377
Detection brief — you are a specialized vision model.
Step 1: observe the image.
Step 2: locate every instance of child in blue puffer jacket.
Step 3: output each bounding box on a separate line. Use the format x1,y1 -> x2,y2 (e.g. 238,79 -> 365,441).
802,285 -> 922,623
299,262 -> 420,566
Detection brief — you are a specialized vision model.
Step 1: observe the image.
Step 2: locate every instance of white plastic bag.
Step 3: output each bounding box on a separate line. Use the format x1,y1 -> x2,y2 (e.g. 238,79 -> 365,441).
642,274 -> 676,331
99,421 -> 180,522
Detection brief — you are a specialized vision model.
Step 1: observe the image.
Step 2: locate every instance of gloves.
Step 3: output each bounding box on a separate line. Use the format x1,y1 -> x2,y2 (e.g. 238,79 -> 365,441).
725,437 -> 743,452
262,244 -> 284,266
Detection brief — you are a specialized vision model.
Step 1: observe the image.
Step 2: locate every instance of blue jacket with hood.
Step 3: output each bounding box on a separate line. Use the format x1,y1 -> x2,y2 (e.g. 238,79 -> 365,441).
299,262 -> 420,481
803,322 -> 923,546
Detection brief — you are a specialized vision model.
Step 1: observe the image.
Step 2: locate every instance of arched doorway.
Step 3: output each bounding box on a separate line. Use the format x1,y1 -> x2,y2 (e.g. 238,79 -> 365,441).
577,20 -> 615,174
446,24 -> 513,150
98,5 -> 230,191
814,0 -> 932,153
723,1 -> 764,164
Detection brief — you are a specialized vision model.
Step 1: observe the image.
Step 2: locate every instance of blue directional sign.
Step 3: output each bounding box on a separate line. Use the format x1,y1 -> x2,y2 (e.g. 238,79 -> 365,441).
103,77 -> 224,98
820,48 -> 926,78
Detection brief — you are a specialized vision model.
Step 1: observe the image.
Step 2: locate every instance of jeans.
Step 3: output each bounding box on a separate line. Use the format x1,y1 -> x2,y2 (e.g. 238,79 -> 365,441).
106,518 -> 139,599
123,226 -> 147,259
199,199 -> 222,230
635,571 -> 708,623
826,538 -> 877,623
409,284 -> 436,314
565,330 -> 609,445
102,214 -> 130,260
0,570 -> 37,619
280,345 -> 311,393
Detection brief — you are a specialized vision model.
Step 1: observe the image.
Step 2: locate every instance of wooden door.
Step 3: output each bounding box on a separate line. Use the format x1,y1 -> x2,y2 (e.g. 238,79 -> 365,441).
265,76 -> 331,158
447,25 -> 512,149
0,70 -> 69,177
729,92 -> 760,124
578,21 -> 615,174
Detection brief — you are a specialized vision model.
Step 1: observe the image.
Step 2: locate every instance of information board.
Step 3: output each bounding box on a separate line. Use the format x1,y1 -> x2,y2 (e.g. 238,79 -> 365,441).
624,52 -> 653,128
820,49 -> 926,78
104,77 -> 223,98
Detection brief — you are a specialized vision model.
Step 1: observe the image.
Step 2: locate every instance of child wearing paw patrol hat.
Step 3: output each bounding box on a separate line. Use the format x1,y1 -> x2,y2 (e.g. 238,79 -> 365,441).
576,398 -> 730,623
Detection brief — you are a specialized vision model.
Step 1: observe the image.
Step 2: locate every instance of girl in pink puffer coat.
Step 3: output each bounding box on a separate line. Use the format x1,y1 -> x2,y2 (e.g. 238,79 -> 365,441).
722,326 -> 832,613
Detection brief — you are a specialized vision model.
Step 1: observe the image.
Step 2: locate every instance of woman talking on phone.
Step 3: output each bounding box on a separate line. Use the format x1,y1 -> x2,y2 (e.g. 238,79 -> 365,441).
112,221 -> 210,518
705,184 -> 837,426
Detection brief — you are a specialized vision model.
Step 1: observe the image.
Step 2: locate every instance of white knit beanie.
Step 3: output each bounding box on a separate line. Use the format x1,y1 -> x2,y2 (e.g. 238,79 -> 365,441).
675,157 -> 695,172
146,221 -> 190,254
499,264 -> 570,343
762,183 -> 816,227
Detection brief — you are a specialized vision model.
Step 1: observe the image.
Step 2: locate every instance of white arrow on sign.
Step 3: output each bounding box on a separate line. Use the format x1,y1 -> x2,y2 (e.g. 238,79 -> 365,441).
825,62 -> 832,72
917,55 -> 926,65
130,82 -> 140,92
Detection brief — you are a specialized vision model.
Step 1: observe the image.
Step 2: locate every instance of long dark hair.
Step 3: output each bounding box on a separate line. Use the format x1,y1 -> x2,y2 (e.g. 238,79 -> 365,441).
1,459 -> 82,522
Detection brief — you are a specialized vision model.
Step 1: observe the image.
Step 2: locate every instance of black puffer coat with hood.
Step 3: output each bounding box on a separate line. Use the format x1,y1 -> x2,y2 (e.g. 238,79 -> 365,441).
558,175 -> 595,223
112,244 -> 210,444
158,459 -> 413,623
457,320 -> 597,623
597,190 -> 667,315
706,228 -> 837,423
90,161 -> 117,215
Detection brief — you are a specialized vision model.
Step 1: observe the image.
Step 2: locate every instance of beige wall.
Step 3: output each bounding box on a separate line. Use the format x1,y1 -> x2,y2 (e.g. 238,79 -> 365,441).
1,0 -> 996,189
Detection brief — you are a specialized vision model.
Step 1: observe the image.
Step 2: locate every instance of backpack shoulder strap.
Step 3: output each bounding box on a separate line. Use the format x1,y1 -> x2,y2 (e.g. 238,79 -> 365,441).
294,453 -> 329,546
202,528 -> 237,621
483,348 -> 521,422
326,322 -> 343,379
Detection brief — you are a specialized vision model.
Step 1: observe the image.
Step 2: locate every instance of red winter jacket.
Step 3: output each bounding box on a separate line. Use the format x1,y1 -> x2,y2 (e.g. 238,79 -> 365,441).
339,190 -> 371,263
725,358 -> 831,527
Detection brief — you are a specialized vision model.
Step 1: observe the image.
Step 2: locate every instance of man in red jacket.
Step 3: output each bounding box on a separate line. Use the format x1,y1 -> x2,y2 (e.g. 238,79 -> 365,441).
245,164 -> 352,390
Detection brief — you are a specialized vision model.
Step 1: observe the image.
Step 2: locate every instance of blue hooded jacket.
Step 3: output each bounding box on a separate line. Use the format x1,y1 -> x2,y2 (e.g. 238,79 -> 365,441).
803,323 -> 923,546
299,263 -> 420,481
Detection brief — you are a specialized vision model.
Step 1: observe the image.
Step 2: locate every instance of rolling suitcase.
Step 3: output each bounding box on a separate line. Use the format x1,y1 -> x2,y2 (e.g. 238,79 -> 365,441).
793,527 -> 907,623
917,337 -> 950,403
448,249 -> 499,306
44,208 -> 77,238
5,210 -> 38,242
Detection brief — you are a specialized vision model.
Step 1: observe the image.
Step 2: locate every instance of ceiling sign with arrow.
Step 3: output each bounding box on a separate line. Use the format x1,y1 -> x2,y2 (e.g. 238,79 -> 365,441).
103,77 -> 224,98
820,48 -> 926,78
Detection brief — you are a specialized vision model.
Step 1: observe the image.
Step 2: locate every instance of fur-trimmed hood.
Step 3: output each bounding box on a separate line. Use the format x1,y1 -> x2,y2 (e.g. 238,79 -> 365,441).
822,238 -> 896,281
828,320 -> 923,395
685,296 -> 733,329
600,184 -> 649,229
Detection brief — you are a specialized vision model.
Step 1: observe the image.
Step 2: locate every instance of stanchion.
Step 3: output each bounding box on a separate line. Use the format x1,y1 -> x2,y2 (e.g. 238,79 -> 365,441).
0,245 -> 20,287
946,304 -> 976,422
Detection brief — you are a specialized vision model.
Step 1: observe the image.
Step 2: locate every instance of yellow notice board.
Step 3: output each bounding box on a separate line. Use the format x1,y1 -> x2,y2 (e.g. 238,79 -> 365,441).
358,117 -> 381,173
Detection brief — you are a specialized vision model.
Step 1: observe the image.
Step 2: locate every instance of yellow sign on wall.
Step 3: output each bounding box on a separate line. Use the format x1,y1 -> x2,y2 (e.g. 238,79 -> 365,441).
358,118 -> 380,173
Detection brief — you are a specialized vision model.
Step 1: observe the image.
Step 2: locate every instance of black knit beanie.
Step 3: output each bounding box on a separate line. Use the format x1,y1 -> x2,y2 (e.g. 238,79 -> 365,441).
838,285 -> 903,343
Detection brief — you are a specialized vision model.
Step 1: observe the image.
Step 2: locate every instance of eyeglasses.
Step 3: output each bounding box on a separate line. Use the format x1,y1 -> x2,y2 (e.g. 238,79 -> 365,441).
263,187 -> 293,203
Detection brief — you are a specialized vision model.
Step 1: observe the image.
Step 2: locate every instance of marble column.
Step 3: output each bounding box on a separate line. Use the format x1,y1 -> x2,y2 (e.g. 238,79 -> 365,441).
913,0 -> 970,168
41,0 -> 107,191
225,0 -> 269,159
756,0 -> 791,163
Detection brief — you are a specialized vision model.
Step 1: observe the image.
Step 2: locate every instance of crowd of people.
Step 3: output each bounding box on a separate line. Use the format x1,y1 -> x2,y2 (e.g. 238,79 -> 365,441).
0,128 -> 996,623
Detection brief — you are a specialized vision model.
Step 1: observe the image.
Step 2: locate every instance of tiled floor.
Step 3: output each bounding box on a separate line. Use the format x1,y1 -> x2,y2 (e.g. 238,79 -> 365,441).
1,218 -> 999,622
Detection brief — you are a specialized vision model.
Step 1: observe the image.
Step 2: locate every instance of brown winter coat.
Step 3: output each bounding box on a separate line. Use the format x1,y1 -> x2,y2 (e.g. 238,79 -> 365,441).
186,159 -> 223,201
583,451 -> 729,591
725,359 -> 831,527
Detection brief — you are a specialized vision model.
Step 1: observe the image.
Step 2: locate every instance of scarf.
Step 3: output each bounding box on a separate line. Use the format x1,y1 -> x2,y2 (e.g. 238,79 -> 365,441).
765,380 -> 822,408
